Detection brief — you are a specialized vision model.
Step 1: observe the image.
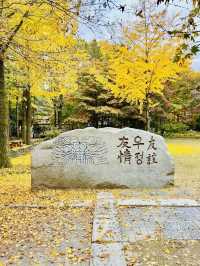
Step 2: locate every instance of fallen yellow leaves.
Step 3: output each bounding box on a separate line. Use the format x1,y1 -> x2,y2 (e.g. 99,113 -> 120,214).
65,246 -> 91,264
168,143 -> 200,156
98,252 -> 110,259
123,241 -> 200,266
0,153 -> 97,206
0,207 -> 93,265
127,256 -> 137,266
0,153 -> 95,265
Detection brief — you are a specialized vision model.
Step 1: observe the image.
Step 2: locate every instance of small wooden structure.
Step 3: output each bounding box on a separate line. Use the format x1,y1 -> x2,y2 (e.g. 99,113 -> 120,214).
9,140 -> 23,149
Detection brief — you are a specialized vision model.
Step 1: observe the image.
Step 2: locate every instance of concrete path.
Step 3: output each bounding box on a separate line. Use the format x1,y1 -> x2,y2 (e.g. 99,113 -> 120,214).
90,192 -> 200,266
90,192 -> 126,266
1,192 -> 200,265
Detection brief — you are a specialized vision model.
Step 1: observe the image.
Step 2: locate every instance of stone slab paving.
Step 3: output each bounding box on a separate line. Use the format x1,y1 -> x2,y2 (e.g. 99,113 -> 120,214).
117,198 -> 200,207
123,240 -> 200,266
117,199 -> 159,207
91,193 -> 200,266
91,243 -> 126,266
92,192 -> 122,242
119,205 -> 200,242
90,192 -> 126,266
119,206 -> 200,242
158,199 -> 200,207
1,192 -> 200,265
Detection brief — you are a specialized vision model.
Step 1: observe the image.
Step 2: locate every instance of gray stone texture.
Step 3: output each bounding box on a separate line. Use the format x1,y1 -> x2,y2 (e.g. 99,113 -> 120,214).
119,206 -> 200,242
32,127 -> 174,188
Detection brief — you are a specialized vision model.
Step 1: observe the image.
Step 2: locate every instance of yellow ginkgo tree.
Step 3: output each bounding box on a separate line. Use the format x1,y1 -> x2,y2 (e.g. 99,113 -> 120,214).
96,3 -> 188,131
0,0 -> 81,167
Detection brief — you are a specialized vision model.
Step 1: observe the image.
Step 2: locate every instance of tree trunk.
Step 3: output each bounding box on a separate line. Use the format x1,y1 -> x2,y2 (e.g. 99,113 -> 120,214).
92,112 -> 98,128
54,107 -> 57,127
57,95 -> 63,129
0,56 -> 10,168
16,96 -> 19,138
145,96 -> 151,132
21,90 -> 26,143
8,100 -> 11,138
25,86 -> 31,145
145,109 -> 151,131
57,110 -> 62,128
53,99 -> 58,127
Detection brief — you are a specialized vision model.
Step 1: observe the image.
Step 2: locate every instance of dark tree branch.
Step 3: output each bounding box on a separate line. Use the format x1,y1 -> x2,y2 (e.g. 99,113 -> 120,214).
0,11 -> 29,55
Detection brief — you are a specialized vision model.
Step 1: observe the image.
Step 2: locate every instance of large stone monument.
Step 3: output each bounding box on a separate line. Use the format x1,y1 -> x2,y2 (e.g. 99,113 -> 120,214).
31,127 -> 174,188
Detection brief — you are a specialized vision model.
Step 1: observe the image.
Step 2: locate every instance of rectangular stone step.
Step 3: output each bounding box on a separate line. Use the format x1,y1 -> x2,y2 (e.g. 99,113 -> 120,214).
118,198 -> 199,207
90,243 -> 126,266
91,192 -> 126,265
119,206 -> 200,242
92,192 -> 122,242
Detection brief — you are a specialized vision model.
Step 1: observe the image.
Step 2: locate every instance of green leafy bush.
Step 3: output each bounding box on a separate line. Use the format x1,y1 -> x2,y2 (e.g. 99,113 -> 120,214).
195,116 -> 200,131
170,131 -> 200,138
44,128 -> 61,140
161,122 -> 189,136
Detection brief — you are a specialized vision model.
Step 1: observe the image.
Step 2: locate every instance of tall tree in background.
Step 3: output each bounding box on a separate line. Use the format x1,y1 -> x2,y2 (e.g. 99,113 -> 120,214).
164,70 -> 200,126
96,2 -> 185,131
63,40 -> 146,130
1,0 -> 123,167
0,0 -> 82,167
157,0 -> 200,59
75,40 -> 122,128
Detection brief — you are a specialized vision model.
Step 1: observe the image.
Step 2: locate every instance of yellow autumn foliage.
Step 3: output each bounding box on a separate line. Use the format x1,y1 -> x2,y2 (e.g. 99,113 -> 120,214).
96,41 -> 186,106
91,8 -> 189,111
3,0 -> 85,103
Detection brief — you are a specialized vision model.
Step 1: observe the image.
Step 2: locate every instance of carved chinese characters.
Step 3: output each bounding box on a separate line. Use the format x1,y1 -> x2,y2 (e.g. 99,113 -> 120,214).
117,135 -> 158,166
31,127 -> 174,189
117,136 -> 132,164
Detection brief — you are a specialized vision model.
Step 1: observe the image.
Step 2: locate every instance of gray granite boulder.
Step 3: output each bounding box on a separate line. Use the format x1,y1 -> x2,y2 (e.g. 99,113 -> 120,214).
31,127 -> 174,188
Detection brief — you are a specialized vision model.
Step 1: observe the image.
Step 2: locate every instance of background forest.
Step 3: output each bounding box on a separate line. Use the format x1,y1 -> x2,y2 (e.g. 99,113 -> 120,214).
1,0 -> 200,168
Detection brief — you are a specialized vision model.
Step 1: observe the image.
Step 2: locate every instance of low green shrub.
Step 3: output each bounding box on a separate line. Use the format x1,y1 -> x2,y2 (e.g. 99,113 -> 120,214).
161,122 -> 189,136
43,128 -> 61,140
195,115 -> 200,131
168,130 -> 200,138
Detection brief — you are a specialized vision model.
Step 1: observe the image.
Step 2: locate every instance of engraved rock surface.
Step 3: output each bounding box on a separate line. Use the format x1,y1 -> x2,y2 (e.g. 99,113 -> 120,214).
31,127 -> 174,188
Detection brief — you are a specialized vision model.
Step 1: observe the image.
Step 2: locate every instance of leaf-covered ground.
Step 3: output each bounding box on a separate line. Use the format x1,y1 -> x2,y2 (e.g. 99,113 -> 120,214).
0,208 -> 93,265
0,154 -> 96,206
0,154 -> 95,265
124,240 -> 200,266
0,138 -> 200,265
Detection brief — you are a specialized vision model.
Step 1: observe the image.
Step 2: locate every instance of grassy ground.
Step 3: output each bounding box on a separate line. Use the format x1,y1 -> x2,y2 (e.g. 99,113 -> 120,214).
167,138 -> 200,197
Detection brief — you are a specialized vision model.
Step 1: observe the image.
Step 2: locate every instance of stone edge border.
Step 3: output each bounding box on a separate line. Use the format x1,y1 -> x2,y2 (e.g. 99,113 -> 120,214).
117,198 -> 200,207
90,192 -> 126,266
